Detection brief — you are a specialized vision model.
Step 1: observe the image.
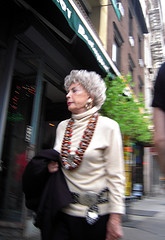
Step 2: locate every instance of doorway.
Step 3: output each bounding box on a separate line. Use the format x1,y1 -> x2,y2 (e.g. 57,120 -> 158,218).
0,41 -> 70,222
0,79 -> 36,222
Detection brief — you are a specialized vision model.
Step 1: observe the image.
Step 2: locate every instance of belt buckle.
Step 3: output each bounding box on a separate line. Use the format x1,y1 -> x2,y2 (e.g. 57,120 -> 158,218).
86,205 -> 99,225
79,191 -> 98,206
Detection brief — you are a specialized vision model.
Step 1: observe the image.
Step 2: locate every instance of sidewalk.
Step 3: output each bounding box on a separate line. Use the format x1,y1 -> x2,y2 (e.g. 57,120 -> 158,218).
20,193 -> 165,240
122,193 -> 165,240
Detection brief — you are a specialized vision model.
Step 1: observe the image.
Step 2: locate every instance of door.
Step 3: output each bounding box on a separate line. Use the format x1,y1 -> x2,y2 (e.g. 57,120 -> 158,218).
0,42 -> 37,222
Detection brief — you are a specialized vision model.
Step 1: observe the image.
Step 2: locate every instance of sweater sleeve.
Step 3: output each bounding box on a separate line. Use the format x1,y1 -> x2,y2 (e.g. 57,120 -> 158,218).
104,120 -> 125,214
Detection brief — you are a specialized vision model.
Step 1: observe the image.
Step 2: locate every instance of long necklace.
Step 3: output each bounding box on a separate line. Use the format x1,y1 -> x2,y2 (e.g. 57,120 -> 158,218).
61,112 -> 98,170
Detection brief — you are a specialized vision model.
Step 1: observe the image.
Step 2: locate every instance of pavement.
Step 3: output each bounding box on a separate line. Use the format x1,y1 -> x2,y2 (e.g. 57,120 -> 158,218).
122,193 -> 165,240
7,193 -> 165,240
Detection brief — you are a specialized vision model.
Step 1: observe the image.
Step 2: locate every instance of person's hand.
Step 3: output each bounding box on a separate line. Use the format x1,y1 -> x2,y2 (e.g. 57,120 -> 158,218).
106,213 -> 123,240
48,161 -> 59,173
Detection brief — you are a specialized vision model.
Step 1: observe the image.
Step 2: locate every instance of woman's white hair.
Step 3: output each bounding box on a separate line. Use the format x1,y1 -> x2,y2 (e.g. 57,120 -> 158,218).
64,70 -> 106,109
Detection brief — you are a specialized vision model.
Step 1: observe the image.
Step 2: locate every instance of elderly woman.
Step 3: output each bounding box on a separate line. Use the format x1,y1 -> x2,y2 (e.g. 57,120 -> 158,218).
48,70 -> 125,240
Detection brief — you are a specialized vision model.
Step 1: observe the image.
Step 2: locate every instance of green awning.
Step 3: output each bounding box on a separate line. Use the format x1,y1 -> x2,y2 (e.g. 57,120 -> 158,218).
52,0 -> 120,76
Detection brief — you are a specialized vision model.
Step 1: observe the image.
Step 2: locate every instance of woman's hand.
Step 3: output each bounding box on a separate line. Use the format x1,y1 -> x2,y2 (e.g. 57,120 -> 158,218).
48,161 -> 59,173
106,213 -> 123,240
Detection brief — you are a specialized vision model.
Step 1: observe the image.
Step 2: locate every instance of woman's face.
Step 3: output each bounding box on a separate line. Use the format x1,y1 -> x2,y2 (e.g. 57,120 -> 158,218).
66,82 -> 91,114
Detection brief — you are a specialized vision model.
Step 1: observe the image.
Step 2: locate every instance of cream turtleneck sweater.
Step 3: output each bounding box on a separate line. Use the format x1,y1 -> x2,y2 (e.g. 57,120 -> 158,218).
54,107 -> 125,217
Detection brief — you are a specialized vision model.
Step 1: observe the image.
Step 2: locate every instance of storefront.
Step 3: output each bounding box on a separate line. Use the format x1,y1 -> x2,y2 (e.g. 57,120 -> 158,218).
0,0 -> 119,235
123,135 -> 144,197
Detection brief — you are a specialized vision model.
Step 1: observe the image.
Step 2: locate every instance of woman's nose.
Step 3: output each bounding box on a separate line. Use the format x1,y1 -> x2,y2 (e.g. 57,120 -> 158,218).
66,91 -> 71,98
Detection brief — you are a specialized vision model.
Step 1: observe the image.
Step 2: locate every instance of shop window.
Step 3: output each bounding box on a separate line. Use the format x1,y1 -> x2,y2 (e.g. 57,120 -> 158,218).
0,78 -> 35,222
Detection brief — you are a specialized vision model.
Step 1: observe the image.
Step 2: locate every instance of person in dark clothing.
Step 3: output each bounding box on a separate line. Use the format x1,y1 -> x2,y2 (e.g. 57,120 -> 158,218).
152,62 -> 165,174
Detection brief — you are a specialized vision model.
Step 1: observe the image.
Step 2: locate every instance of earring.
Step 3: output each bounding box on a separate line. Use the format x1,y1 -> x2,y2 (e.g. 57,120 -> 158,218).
85,98 -> 93,110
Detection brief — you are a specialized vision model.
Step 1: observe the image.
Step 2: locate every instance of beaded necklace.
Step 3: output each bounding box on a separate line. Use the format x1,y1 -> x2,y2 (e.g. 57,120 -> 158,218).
61,112 -> 99,170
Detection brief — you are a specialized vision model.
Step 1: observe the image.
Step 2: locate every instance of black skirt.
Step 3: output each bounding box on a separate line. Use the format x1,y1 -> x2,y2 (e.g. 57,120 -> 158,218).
45,212 -> 109,240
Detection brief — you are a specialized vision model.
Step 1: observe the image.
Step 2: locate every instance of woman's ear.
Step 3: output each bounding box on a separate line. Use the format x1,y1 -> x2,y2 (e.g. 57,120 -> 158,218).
85,98 -> 93,110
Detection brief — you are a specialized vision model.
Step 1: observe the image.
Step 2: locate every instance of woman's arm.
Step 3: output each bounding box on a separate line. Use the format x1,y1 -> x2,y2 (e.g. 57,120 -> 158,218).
106,213 -> 123,240
104,120 -> 125,239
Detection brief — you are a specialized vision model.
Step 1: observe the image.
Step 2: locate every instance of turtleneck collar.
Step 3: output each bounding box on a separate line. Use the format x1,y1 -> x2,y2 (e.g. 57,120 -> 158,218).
71,106 -> 98,120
